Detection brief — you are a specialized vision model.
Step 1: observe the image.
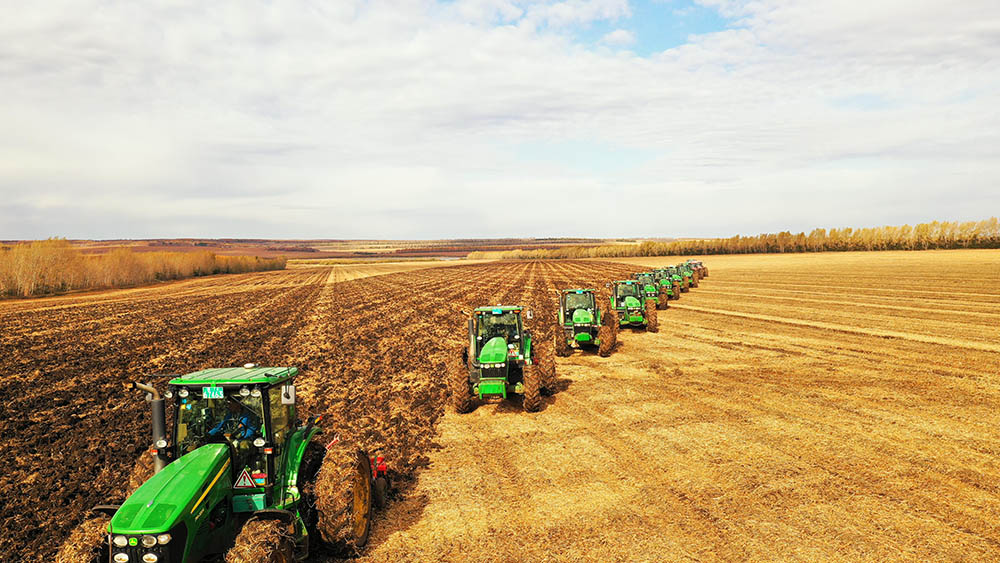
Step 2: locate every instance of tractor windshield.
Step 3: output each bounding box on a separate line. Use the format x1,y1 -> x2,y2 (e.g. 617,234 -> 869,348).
176,394 -> 264,455
637,275 -> 654,285
616,284 -> 639,298
477,312 -> 520,342
565,293 -> 593,310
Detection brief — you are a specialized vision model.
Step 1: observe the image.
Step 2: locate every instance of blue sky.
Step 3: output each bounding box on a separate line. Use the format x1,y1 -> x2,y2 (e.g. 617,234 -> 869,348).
1,0 -> 998,239
573,0 -> 732,55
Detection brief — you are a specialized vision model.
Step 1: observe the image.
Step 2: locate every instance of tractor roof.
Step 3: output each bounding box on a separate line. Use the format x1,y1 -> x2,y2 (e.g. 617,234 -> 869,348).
613,280 -> 638,284
473,305 -> 523,313
168,366 -> 298,386
561,288 -> 596,294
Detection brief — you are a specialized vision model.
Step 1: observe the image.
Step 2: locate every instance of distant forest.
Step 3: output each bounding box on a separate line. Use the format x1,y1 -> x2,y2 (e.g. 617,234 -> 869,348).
0,239 -> 285,298
467,218 -> 1000,259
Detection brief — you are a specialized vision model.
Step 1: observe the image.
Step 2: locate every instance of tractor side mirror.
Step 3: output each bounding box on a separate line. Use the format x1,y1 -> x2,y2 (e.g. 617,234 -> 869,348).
460,310 -> 469,316
525,310 -> 533,320
281,384 -> 296,405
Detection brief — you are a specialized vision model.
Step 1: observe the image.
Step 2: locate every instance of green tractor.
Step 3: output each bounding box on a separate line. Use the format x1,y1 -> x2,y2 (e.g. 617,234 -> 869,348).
554,288 -> 616,357
686,259 -> 709,278
679,262 -> 700,288
675,263 -> 695,291
652,268 -> 681,301
76,366 -> 383,563
451,306 -> 556,413
661,266 -> 685,298
608,280 -> 658,333
634,272 -> 668,310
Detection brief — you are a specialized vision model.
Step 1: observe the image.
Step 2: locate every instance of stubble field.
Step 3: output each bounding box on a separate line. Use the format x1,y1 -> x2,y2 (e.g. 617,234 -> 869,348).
3,251 -> 999,561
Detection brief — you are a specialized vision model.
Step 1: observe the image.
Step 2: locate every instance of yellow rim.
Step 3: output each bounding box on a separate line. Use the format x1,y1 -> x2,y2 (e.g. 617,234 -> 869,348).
351,455 -> 371,541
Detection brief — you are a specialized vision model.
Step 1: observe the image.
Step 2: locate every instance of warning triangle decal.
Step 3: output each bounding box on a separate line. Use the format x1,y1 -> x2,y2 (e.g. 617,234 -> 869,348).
234,467 -> 256,489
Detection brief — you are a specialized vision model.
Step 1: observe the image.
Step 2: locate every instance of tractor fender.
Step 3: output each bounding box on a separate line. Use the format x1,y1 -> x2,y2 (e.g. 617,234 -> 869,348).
249,508 -> 297,524
91,505 -> 121,517
286,426 -> 323,491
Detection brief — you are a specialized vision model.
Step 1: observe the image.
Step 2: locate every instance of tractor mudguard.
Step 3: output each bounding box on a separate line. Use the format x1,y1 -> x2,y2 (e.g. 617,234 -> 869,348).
285,426 -> 322,494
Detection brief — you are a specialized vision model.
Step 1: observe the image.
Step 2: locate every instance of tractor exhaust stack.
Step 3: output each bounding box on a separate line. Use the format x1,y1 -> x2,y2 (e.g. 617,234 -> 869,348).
133,381 -> 169,474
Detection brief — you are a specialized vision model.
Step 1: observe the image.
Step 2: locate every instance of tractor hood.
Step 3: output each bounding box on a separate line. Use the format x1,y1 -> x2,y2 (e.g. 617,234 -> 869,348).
571,309 -> 594,324
111,444 -> 230,534
624,296 -> 642,309
478,336 -> 509,364
643,284 -> 657,294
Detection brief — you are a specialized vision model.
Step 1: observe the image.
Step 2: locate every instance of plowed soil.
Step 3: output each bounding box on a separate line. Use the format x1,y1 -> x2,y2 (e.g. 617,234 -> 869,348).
5,251 -> 1000,561
1,260 -> 633,562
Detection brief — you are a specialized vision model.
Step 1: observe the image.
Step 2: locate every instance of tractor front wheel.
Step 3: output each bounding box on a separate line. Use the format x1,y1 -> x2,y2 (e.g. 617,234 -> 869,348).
450,348 -> 475,414
227,518 -> 295,563
645,300 -> 659,333
598,324 -> 614,357
522,364 -> 543,412
554,332 -> 572,357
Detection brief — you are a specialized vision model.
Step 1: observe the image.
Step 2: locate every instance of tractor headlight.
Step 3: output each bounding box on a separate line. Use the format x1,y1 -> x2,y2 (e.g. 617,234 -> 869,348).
141,535 -> 156,547
154,439 -> 167,448
178,388 -> 189,398
239,386 -> 250,397
163,390 -> 173,399
250,388 -> 261,397
112,535 -> 128,547
113,554 -> 129,563
142,554 -> 159,563
156,533 -> 171,545
253,437 -> 266,447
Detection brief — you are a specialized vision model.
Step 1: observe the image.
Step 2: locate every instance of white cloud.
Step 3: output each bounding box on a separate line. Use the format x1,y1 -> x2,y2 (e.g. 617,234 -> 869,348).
1,0 -> 999,239
600,28 -> 636,46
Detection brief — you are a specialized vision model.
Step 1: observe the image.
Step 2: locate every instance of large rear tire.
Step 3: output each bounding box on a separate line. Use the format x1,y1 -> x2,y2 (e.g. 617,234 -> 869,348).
314,444 -> 373,551
603,308 -> 618,349
672,282 -> 681,300
534,338 -> 557,394
645,300 -> 659,333
55,514 -> 110,563
450,348 -> 475,414
691,271 -> 700,288
226,518 -> 295,563
522,364 -> 542,412
597,324 -> 613,357
554,331 -> 572,357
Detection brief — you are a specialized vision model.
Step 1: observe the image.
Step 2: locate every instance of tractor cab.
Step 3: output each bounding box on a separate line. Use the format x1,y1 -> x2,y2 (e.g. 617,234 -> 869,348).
560,289 -> 597,321
634,273 -> 658,298
473,307 -> 525,358
613,280 -> 641,303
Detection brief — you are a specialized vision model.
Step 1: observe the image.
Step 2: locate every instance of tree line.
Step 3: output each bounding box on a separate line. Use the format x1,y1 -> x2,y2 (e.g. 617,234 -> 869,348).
0,238 -> 286,298
466,218 -> 1000,260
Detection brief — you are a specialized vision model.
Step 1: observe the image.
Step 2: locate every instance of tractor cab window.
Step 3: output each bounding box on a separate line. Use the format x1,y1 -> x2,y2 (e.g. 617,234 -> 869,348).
615,284 -> 638,298
176,394 -> 264,457
268,386 -> 294,448
477,312 -> 520,344
564,293 -> 593,311
637,275 -> 653,285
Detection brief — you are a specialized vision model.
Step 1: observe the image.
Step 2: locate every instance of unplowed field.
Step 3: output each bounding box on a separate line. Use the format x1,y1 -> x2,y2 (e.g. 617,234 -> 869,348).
4,251 -> 999,561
